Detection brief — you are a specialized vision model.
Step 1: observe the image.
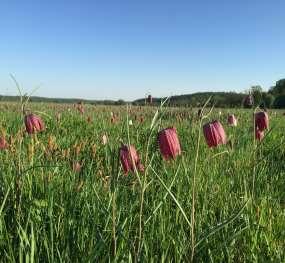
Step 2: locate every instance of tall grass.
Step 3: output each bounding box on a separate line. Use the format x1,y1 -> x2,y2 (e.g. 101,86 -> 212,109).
0,102 -> 284,262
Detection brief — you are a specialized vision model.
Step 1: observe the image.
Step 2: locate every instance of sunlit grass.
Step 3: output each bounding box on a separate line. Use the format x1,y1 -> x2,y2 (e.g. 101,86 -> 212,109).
0,102 -> 284,262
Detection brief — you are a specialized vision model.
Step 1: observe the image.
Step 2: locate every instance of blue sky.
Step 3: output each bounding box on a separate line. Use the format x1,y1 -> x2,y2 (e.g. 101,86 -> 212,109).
0,0 -> 284,100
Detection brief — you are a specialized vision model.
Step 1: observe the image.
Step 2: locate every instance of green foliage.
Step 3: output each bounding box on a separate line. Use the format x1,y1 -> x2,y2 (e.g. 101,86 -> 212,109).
269,79 -> 285,96
134,92 -> 246,108
4,78 -> 285,108
114,99 -> 126,105
262,93 -> 274,108
0,95 -> 126,106
250,85 -> 263,106
269,79 -> 285,108
273,95 -> 285,108
0,102 -> 284,262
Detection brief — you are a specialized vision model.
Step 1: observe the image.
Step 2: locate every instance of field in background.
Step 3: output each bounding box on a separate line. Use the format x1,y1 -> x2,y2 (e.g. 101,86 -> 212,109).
0,102 -> 284,262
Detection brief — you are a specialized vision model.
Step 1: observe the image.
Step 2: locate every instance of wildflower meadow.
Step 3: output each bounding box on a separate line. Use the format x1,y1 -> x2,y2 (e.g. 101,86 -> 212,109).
0,99 -> 284,262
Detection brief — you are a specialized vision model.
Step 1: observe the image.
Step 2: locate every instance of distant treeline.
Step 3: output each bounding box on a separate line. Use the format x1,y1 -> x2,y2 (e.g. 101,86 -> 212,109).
0,95 -> 128,106
134,78 -> 285,109
1,78 -> 285,108
133,92 -> 245,108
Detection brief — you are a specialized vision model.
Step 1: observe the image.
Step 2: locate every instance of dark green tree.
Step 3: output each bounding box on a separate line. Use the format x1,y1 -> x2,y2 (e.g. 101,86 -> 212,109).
269,79 -> 285,96
262,93 -> 274,108
273,95 -> 285,108
250,85 -> 263,106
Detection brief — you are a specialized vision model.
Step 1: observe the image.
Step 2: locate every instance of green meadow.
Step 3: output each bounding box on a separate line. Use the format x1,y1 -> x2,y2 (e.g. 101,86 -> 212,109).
0,102 -> 284,262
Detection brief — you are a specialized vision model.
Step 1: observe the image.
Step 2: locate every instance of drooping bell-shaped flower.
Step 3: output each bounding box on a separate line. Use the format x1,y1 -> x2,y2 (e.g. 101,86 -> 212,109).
0,136 -> 8,150
77,101 -> 84,114
158,127 -> 181,160
72,161 -> 82,173
255,111 -> 269,131
244,95 -> 254,108
228,114 -> 237,126
111,116 -> 116,124
203,120 -> 227,148
24,114 -> 45,134
119,144 -> 144,174
255,129 -> 264,141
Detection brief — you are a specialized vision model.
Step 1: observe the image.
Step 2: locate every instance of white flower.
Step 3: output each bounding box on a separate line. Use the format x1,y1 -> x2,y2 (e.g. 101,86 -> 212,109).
102,134 -> 108,145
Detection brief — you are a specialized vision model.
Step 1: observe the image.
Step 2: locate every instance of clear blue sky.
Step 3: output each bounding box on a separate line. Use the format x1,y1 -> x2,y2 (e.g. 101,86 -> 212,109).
0,0 -> 284,100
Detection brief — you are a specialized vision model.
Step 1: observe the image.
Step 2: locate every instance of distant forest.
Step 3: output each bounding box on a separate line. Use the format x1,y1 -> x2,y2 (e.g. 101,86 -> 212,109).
134,79 -> 285,108
1,78 -> 285,108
